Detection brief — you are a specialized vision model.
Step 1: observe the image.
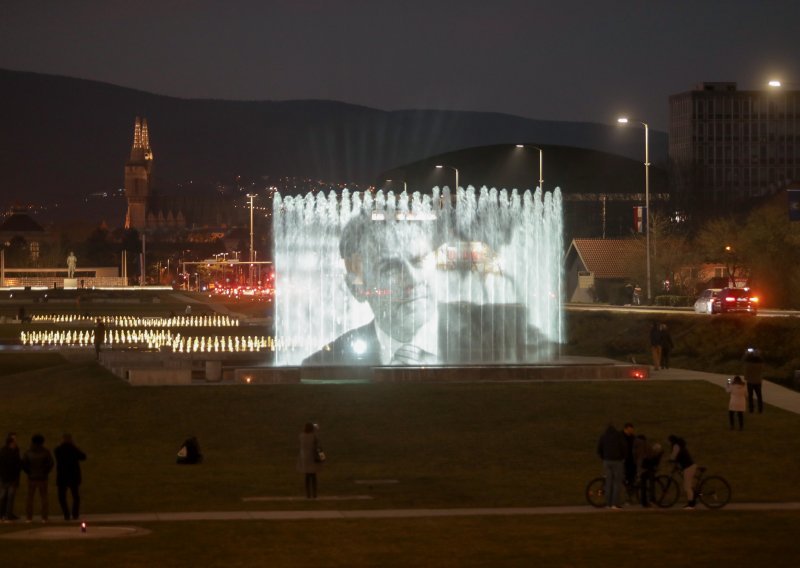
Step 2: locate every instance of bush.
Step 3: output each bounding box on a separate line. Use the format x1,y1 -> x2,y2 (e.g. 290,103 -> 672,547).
654,295 -> 693,307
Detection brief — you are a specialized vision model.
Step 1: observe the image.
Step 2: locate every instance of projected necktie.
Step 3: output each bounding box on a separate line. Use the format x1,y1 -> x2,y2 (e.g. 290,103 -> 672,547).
391,344 -> 436,365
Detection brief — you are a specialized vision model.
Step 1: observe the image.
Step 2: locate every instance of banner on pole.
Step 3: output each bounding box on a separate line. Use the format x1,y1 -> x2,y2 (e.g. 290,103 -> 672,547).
633,206 -> 647,233
789,190 -> 800,221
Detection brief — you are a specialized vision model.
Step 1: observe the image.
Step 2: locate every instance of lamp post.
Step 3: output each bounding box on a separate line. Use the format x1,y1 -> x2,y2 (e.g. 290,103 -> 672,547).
515,144 -> 544,190
247,193 -> 256,286
435,164 -> 459,192
617,117 -> 651,302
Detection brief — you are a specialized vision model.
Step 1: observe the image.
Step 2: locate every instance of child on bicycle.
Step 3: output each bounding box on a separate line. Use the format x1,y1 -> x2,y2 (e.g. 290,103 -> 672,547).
638,439 -> 663,507
668,434 -> 697,509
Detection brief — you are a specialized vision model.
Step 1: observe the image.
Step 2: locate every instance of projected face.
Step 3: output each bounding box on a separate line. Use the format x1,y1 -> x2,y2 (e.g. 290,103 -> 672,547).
346,221 -> 437,343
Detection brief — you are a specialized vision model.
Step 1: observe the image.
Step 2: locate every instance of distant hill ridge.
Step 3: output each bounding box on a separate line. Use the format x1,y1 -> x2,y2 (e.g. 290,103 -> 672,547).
0,67 -> 667,221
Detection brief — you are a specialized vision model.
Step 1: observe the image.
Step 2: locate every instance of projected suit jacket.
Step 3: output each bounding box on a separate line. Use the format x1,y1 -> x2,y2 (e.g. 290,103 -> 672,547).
302,322 -> 381,365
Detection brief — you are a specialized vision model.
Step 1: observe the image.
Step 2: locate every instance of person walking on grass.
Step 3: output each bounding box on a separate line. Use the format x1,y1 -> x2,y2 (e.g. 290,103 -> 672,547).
649,322 -> 662,371
54,434 -> 87,521
21,434 -> 53,522
597,423 -> 627,509
0,433 -> 22,522
297,423 -> 324,499
743,349 -> 764,413
668,435 -> 697,509
726,376 -> 747,431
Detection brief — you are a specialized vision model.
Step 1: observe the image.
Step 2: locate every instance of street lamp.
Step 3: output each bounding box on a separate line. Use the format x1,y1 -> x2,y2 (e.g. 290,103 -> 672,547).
435,164 -> 459,192
247,193 -> 257,286
515,144 -> 544,190
617,116 -> 651,302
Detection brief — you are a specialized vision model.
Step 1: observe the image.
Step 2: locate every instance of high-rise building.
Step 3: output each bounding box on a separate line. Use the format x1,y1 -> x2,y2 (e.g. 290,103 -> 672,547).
124,117 -> 154,230
669,82 -> 800,208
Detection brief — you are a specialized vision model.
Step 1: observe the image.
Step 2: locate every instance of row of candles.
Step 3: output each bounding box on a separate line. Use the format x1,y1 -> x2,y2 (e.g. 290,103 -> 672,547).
29,314 -> 240,327
20,329 -> 272,353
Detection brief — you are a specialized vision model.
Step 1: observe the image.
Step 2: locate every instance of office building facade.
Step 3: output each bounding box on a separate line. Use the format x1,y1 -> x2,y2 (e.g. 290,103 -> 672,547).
669,82 -> 800,208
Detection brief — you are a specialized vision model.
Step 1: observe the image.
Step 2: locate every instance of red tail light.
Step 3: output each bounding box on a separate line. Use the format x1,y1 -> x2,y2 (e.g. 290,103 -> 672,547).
750,297 -> 759,303
725,296 -> 736,302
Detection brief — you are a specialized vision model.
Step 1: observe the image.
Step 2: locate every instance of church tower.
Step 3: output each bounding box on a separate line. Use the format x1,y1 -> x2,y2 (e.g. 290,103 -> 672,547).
124,117 -> 154,230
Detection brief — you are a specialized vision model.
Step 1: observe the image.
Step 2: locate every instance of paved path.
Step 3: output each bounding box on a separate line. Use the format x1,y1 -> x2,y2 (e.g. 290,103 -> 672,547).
649,367 -> 800,415
35,501 -> 798,523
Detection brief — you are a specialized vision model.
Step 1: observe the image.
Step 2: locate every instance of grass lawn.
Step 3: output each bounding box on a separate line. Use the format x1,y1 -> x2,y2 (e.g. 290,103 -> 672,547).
1,353 -> 800,565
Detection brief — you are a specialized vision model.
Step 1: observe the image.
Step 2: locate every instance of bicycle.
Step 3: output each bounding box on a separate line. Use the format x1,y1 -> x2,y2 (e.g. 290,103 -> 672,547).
585,471 -> 674,508
657,464 -> 732,509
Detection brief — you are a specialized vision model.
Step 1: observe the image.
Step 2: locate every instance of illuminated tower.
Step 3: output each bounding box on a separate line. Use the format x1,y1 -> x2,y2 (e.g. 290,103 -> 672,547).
124,117 -> 154,230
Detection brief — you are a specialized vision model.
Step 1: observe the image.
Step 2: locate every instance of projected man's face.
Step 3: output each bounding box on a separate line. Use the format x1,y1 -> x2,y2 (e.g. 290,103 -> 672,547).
348,222 -> 437,343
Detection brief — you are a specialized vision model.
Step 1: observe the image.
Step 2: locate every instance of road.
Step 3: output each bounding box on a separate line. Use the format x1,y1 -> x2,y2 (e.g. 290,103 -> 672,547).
566,303 -> 800,318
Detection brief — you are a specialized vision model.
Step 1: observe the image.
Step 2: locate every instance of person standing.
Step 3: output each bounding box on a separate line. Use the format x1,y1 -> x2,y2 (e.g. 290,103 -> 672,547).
0,433 -> 22,521
53,434 -> 87,521
668,435 -> 697,509
21,434 -> 53,522
622,423 -> 637,501
297,423 -> 323,499
659,323 -> 675,369
726,376 -> 747,431
597,423 -> 627,509
93,318 -> 106,360
743,349 -> 764,413
649,322 -> 662,371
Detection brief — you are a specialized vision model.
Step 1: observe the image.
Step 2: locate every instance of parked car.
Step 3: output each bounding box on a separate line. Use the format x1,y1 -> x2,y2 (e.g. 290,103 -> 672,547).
694,287 -> 758,315
693,288 -> 721,314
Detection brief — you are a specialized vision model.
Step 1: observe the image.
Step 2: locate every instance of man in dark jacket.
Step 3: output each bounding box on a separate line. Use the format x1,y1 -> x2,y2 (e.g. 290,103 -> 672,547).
0,433 -> 22,521
54,434 -> 87,521
21,434 -> 54,522
597,423 -> 627,509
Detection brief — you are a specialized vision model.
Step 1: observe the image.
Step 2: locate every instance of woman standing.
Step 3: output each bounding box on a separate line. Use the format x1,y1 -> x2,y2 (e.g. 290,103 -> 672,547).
297,423 -> 323,499
726,376 -> 747,430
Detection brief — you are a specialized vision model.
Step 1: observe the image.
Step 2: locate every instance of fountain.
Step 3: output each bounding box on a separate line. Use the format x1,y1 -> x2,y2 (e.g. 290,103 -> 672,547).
273,185 -> 563,367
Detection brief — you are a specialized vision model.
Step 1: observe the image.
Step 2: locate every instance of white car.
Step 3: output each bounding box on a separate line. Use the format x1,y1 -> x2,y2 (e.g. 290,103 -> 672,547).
693,288 -> 722,314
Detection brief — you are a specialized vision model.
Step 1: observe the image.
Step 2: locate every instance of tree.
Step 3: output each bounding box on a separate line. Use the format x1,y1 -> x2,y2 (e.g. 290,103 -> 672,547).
694,217 -> 749,287
737,198 -> 800,308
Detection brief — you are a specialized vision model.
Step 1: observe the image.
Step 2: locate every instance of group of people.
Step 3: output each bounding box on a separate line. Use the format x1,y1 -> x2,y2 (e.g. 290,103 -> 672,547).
0,433 -> 86,523
597,423 -> 700,509
648,322 -> 674,371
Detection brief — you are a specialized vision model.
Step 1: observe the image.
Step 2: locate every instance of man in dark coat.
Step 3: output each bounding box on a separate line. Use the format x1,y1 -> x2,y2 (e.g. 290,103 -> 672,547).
21,434 -> 54,522
0,433 -> 22,521
597,423 -> 627,509
53,434 -> 87,521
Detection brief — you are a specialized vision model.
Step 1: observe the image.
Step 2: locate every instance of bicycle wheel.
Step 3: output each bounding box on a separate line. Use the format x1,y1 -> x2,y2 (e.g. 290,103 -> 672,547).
653,475 -> 680,508
585,477 -> 606,508
698,475 -> 731,509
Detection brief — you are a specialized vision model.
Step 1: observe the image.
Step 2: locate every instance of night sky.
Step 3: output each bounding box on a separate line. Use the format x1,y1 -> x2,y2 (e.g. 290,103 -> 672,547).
1,0 -> 799,131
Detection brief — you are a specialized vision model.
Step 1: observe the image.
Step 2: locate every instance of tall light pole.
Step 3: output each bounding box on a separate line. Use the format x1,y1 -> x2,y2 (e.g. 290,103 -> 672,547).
515,144 -> 544,190
617,117 -> 651,302
435,164 -> 459,192
247,193 -> 256,286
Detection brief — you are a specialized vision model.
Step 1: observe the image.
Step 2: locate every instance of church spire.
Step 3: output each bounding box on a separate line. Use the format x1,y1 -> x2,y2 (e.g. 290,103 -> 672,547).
129,116 -> 153,161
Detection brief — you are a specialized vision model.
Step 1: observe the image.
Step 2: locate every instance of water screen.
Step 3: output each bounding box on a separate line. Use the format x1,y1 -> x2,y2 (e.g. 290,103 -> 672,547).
274,186 -> 562,366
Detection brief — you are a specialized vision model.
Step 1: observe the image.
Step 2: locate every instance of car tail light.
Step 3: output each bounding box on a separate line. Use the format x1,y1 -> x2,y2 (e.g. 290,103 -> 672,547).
750,297 -> 759,303
725,296 -> 736,302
